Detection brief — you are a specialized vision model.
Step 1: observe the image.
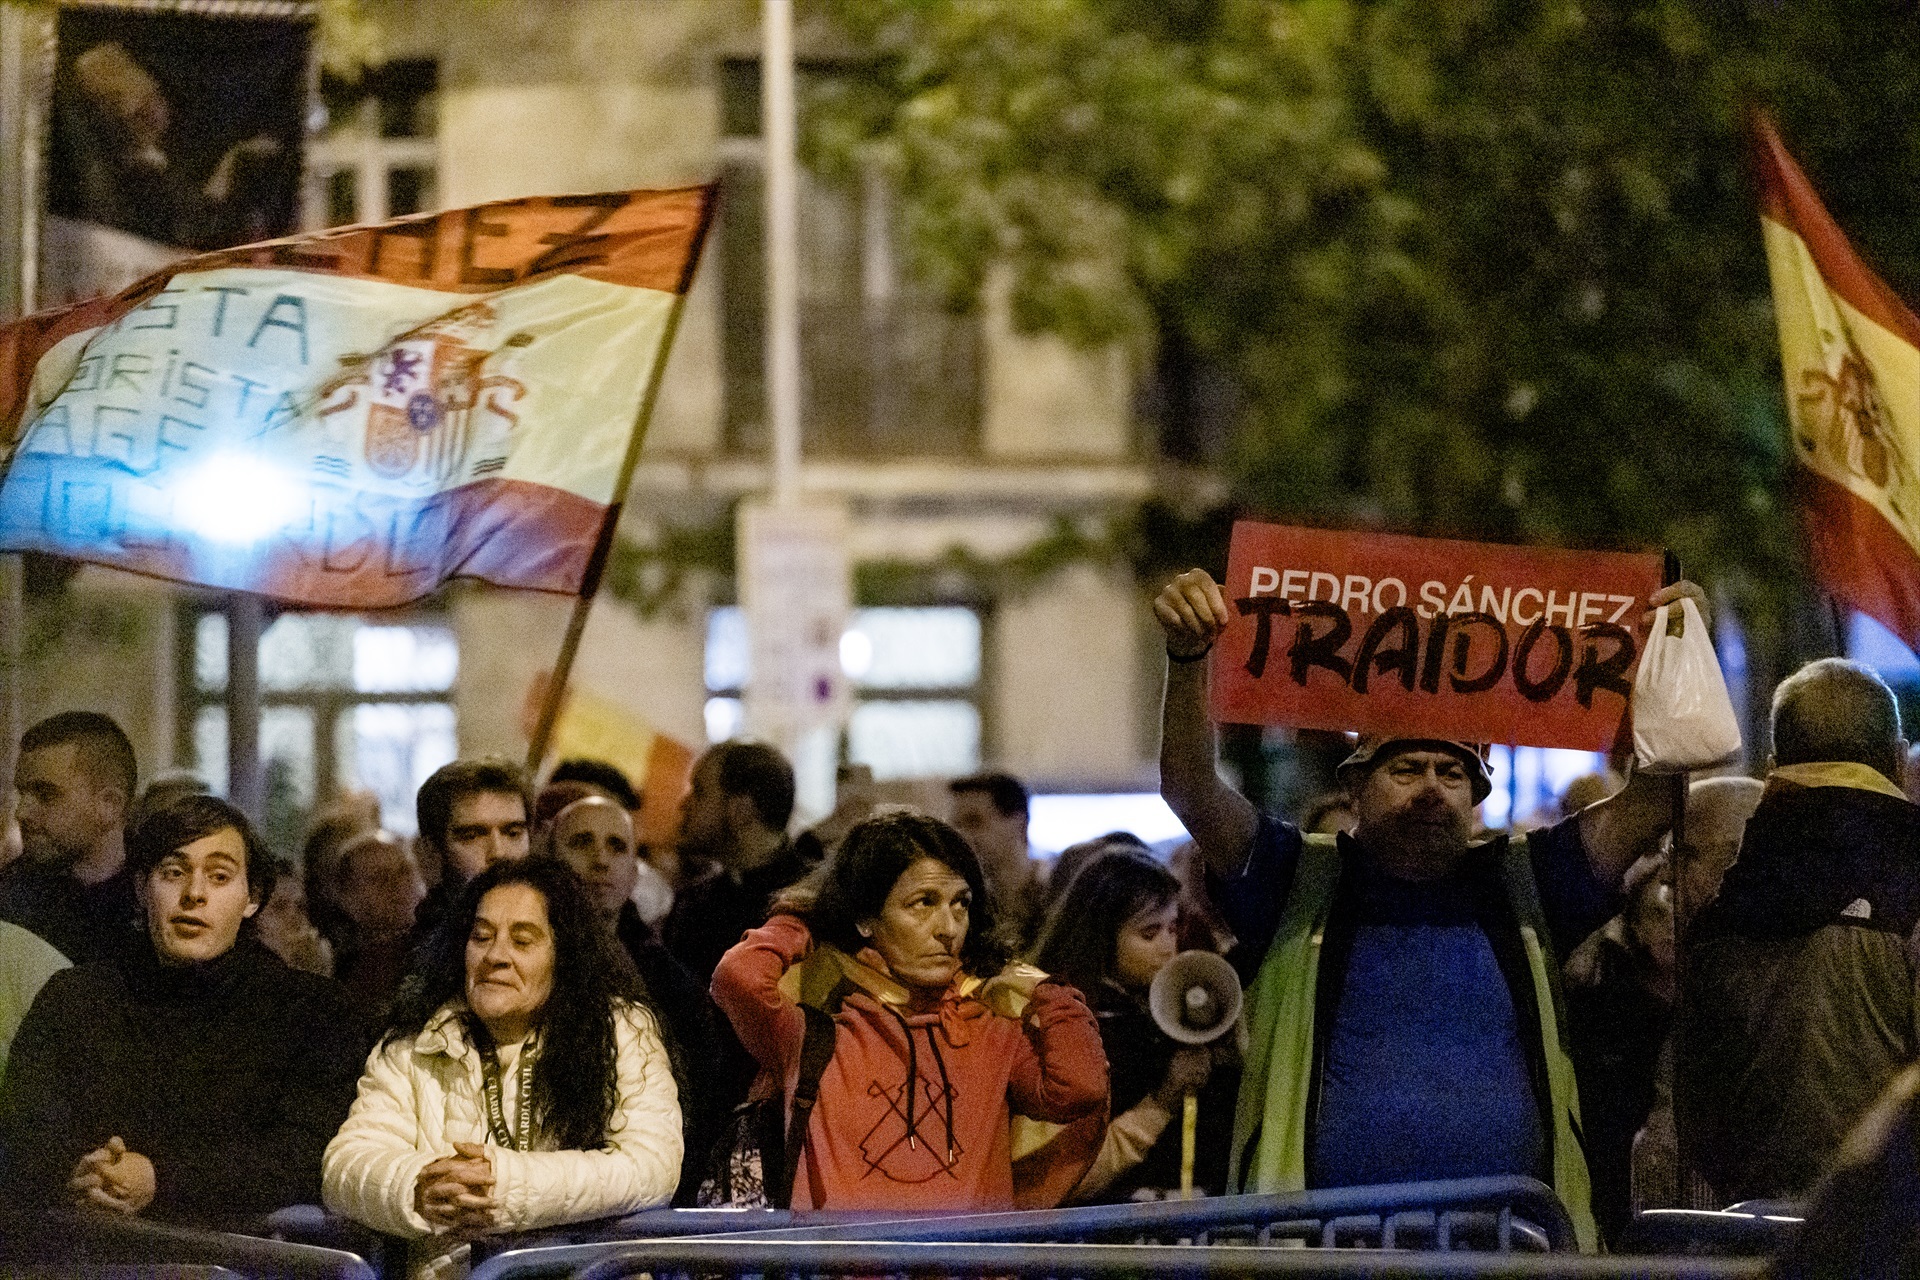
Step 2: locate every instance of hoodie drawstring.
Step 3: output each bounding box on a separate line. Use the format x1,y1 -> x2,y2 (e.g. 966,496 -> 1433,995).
887,1006 -> 958,1165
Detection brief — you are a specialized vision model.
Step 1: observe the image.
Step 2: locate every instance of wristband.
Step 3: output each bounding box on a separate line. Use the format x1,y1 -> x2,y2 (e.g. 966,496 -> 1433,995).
1167,645 -> 1213,664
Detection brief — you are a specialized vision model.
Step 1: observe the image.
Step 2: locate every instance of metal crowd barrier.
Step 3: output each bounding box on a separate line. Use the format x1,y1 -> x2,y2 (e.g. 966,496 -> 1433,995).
468,1178 -> 1576,1280
1617,1207 -> 1804,1256
569,1238 -> 1767,1280
1,1208 -> 377,1280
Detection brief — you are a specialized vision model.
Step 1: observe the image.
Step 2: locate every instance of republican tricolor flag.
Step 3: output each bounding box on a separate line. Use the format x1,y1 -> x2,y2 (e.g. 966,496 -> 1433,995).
1753,115 -> 1920,648
0,186 -> 714,607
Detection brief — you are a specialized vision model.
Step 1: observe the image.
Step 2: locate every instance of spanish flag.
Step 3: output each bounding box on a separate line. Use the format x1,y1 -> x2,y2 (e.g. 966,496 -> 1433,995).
0,187 -> 713,608
1753,115 -> 1920,646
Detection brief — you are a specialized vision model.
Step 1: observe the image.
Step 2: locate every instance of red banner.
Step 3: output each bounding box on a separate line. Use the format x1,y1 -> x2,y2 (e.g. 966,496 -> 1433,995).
1209,522 -> 1665,750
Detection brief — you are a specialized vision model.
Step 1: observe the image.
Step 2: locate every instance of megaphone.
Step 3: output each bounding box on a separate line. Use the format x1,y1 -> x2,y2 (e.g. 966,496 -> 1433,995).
1149,949 -> 1243,1046
1148,950 -> 1243,1199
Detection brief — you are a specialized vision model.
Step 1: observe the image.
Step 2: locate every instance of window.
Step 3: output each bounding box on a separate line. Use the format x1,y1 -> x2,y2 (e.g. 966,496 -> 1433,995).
704,605 -> 983,780
305,60 -> 438,228
717,57 -> 980,457
182,608 -> 459,841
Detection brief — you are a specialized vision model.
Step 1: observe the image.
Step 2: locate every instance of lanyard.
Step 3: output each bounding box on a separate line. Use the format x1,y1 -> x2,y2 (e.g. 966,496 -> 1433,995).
479,1036 -> 536,1152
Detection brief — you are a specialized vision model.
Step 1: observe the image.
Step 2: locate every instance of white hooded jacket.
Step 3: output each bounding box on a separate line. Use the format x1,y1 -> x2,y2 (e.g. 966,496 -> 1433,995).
322,1000 -> 681,1237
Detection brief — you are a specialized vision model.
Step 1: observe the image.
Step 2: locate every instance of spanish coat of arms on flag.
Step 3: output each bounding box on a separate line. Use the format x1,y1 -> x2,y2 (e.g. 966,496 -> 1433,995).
1753,115 -> 1920,648
0,187 -> 714,608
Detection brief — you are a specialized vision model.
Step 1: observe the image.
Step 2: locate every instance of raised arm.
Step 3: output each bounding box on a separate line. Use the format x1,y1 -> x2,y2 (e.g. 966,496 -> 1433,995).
1156,570 -> 1259,877
1006,980 -> 1108,1124
710,913 -> 811,1076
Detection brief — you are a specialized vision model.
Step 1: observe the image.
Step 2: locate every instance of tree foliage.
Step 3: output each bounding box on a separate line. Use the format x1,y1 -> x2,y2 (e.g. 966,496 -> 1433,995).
807,0 -> 1920,653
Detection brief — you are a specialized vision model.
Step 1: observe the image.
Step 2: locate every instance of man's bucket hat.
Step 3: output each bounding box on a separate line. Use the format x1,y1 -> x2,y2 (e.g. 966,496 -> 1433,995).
1337,734 -> 1494,804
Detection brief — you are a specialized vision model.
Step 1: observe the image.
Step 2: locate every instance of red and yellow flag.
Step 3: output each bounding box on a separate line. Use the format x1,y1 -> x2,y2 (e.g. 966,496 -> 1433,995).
1753,115 -> 1920,644
0,187 -> 714,607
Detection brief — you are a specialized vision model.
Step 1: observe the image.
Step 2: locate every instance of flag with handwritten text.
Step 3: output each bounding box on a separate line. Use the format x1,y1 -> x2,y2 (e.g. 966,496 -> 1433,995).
0,187 -> 714,607
1753,114 -> 1920,648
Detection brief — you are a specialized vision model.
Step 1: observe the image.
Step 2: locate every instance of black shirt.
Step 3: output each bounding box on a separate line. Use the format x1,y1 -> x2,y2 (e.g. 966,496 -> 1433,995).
663,841 -> 814,987
0,935 -> 365,1226
0,861 -> 138,965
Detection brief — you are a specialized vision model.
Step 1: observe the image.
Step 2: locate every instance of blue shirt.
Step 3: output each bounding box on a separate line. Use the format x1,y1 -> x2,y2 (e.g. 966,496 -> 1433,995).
1213,814 -> 1617,1187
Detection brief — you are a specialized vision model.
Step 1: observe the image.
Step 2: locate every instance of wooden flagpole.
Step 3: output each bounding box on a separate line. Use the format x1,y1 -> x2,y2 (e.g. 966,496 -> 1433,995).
525,290 -> 694,774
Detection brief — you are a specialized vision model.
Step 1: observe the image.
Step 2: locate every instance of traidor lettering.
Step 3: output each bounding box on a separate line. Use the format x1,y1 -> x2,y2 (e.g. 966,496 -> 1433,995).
1234,595 -> 1638,711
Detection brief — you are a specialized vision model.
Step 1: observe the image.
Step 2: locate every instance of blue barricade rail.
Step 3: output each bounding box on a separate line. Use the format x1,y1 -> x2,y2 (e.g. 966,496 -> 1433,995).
694,1177 -> 1576,1249
1617,1208 -> 1805,1257
2,1207 -> 377,1280
468,1178 -> 1578,1280
568,1238 -> 1767,1280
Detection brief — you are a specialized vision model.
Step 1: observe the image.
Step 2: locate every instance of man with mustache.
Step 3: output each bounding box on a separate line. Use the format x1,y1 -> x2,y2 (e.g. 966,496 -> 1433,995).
1155,569 -> 1703,1251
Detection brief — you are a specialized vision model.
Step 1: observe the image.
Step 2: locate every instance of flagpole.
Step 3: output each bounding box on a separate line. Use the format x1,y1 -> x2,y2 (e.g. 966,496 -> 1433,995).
227,592 -> 263,820
1662,548 -> 1697,1204
525,289 -> 694,774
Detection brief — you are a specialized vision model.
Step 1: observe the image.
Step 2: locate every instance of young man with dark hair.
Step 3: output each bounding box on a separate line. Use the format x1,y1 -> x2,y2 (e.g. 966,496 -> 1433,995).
662,741 -> 804,986
663,741 -> 808,1139
949,770 -> 1042,946
550,756 -> 642,811
0,712 -> 140,963
0,793 -> 361,1233
409,757 -> 534,946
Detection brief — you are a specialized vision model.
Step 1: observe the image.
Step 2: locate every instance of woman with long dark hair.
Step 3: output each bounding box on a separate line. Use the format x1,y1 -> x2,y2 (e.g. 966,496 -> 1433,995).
323,856 -> 680,1247
712,811 -> 1107,1212
1032,848 -> 1237,1202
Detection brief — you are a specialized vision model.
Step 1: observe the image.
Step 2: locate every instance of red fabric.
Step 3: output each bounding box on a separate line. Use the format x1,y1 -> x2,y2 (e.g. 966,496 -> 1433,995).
0,470 -> 606,607
1751,112 -> 1920,349
712,914 -> 1109,1212
1798,468 -> 1920,649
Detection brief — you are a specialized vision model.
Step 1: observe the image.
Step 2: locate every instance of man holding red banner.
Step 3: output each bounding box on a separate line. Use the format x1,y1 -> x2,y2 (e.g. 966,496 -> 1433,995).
1155,568 -> 1704,1252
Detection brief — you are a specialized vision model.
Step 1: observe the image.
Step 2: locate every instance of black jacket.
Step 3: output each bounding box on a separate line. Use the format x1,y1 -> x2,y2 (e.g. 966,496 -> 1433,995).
0,862 -> 138,965
0,935 -> 365,1226
1681,775 -> 1920,1201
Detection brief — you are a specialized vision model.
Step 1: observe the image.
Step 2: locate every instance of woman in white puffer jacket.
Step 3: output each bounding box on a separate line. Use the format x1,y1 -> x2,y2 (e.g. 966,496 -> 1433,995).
324,856 -> 682,1246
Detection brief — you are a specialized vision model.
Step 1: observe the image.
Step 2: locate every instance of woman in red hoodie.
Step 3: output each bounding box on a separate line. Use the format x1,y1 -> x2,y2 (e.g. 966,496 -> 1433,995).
712,811 -> 1108,1212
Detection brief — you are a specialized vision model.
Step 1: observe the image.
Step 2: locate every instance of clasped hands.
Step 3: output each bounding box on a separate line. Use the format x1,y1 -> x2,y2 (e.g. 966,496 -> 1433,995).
68,1136 -> 156,1215
414,1140 -> 496,1236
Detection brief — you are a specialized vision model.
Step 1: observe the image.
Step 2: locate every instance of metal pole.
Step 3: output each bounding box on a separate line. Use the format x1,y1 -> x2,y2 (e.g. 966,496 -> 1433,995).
763,0 -> 801,509
0,0 -> 49,839
226,593 -> 263,820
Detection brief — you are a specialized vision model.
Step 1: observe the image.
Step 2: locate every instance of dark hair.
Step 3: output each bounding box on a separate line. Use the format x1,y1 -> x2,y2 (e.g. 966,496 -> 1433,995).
384,856 -> 660,1151
415,758 -> 534,858
1033,850 -> 1179,999
535,780 -> 602,832
21,711 -> 137,812
950,771 -> 1029,819
705,741 -> 795,832
128,792 -> 277,908
1045,832 -> 1150,913
1772,658 -> 1905,778
549,758 -> 641,811
799,811 -> 1009,979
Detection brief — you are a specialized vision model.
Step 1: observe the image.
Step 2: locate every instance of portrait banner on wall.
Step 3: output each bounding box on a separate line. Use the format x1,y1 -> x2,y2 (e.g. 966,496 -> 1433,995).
1209,521 -> 1665,751
43,1 -> 312,305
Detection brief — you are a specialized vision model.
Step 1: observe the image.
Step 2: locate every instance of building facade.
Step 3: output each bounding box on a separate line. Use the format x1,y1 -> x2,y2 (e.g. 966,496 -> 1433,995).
23,0 -> 1193,842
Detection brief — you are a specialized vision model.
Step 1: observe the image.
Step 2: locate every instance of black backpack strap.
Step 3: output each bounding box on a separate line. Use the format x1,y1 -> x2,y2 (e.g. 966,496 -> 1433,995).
770,986 -> 847,1208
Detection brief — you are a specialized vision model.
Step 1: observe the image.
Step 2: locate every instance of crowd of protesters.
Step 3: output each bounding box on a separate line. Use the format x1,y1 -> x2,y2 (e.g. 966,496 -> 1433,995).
0,568 -> 1916,1268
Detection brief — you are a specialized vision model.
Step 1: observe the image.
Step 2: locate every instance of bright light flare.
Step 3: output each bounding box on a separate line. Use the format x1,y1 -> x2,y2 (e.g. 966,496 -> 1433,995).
839,628 -> 873,678
173,453 -> 302,547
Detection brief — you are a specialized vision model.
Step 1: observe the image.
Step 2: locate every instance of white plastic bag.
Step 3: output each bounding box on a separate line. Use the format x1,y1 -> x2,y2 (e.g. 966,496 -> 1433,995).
1631,597 -> 1743,772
